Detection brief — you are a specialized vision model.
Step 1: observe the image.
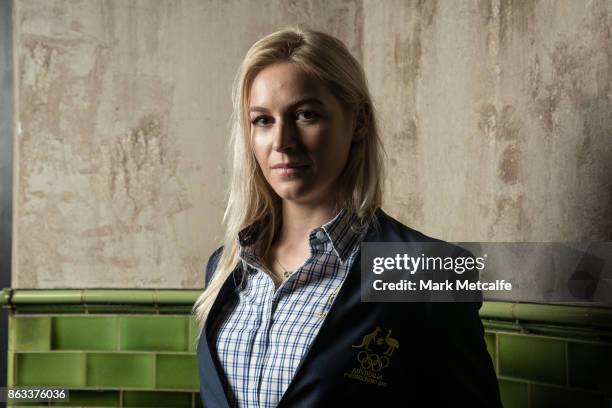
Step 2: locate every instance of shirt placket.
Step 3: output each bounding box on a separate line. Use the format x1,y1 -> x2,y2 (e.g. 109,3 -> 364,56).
255,272 -> 291,408
258,230 -> 328,408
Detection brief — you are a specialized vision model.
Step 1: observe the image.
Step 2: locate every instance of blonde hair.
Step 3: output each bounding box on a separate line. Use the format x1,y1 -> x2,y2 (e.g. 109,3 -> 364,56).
192,25 -> 386,341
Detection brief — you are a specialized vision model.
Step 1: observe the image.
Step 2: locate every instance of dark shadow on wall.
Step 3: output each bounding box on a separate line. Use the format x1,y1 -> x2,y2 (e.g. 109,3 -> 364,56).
576,101 -> 612,241
0,0 -> 13,389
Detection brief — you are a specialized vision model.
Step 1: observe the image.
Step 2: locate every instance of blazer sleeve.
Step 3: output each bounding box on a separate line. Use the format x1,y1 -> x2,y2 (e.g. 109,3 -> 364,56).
430,300 -> 502,407
427,246 -> 502,407
204,246 -> 224,288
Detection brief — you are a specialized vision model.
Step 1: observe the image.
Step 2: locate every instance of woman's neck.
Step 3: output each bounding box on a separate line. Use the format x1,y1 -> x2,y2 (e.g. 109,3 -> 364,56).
275,200 -> 340,247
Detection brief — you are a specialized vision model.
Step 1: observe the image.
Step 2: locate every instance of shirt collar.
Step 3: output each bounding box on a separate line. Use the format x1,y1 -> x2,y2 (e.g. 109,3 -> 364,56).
317,207 -> 364,264
237,207 -> 366,266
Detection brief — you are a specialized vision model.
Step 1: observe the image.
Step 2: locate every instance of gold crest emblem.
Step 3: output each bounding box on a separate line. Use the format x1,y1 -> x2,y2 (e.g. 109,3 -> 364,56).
344,326 -> 400,387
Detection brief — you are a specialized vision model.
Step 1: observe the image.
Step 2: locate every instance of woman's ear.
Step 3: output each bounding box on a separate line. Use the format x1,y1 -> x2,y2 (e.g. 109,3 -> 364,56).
352,103 -> 371,143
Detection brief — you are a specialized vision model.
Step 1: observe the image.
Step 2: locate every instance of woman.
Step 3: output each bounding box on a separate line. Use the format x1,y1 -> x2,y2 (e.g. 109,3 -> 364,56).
193,26 -> 501,408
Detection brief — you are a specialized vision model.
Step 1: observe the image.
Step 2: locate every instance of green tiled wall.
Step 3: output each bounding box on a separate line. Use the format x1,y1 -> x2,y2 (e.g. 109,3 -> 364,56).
490,330 -> 612,408
498,334 -> 566,384
5,298 -> 612,408
8,315 -> 202,408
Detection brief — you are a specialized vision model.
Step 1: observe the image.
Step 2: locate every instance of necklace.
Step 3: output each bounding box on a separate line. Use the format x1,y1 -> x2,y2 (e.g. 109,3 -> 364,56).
275,258 -> 293,278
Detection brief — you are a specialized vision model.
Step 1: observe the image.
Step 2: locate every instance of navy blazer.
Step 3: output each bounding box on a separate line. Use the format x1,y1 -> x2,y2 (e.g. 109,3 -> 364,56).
197,208 -> 502,407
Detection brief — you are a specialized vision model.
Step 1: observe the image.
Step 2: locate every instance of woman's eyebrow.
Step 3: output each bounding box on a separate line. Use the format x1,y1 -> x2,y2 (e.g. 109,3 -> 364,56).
249,97 -> 325,113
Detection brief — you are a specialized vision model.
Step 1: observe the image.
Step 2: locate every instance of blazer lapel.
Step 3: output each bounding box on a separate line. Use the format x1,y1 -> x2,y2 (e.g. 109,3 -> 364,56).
197,266 -> 243,408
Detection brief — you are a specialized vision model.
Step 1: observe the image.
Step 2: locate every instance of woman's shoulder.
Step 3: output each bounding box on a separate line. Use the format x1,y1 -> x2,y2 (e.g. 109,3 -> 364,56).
374,208 -> 473,257
373,208 -> 441,243
204,246 -> 224,287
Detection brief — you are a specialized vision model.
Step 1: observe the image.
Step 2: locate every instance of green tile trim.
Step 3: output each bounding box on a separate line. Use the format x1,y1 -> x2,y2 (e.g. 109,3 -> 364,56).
119,316 -> 188,352
480,302 -> 612,329
15,352 -> 86,387
3,289 -> 202,306
155,290 -> 201,304
498,333 -> 566,385
482,319 -> 612,341
51,316 -> 119,350
13,305 -> 96,314
0,288 -> 9,305
86,353 -> 156,388
6,289 -> 610,330
158,306 -> 197,315
83,290 -> 156,304
11,290 -> 84,304
85,305 -> 190,314
10,304 -> 194,315
6,288 -> 611,325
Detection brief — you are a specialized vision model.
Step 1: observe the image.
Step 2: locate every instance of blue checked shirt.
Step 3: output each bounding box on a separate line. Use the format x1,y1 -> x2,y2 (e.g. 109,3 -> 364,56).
209,207 -> 368,408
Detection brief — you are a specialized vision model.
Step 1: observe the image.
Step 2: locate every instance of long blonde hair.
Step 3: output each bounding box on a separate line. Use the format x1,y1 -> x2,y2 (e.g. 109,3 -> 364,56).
192,25 -> 386,340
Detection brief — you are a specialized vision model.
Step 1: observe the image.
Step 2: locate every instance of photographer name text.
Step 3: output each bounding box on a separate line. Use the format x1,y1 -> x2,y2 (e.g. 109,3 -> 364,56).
372,279 -> 512,291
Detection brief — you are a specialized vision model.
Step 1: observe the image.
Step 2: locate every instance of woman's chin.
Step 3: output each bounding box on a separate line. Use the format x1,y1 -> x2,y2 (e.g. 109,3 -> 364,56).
275,190 -> 310,202
274,187 -> 334,206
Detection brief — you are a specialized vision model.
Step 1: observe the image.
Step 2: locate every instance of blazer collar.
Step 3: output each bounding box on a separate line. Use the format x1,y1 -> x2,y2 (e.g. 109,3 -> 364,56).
198,208 -> 388,408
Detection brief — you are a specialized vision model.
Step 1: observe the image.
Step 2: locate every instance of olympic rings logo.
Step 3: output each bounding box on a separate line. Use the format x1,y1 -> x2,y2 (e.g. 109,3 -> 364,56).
357,350 -> 389,372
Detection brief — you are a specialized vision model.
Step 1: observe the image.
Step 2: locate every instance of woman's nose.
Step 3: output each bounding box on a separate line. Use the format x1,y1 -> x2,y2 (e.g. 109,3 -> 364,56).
272,118 -> 298,151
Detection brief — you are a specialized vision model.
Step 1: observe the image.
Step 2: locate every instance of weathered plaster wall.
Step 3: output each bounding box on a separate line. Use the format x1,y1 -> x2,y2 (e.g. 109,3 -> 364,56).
365,0 -> 612,242
12,0 -> 612,288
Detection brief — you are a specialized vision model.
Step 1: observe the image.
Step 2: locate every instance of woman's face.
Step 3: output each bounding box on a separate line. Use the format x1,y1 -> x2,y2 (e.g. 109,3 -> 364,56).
248,62 -> 355,206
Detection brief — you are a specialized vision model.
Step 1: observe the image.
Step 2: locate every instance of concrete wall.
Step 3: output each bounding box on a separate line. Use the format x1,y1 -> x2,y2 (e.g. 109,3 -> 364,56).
11,0 -> 612,288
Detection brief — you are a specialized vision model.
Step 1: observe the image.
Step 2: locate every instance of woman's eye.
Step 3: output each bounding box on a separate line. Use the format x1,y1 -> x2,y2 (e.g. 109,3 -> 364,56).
296,110 -> 319,122
251,111 -> 319,126
251,116 -> 272,126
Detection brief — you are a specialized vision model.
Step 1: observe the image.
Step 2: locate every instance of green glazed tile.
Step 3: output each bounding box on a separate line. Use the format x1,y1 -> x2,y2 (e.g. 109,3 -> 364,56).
86,353 -> 155,388
531,385 -> 605,408
15,352 -> 86,387
51,316 -> 119,350
156,354 -> 199,389
119,316 -> 188,351
568,341 -> 612,392
498,379 -> 528,408
498,334 -> 566,384
123,391 -> 193,407
10,317 -> 51,351
484,332 -> 497,371
14,305 -> 85,314
49,390 -> 120,406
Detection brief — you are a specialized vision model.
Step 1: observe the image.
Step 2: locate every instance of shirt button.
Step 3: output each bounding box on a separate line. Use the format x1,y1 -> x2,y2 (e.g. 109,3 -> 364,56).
315,230 -> 327,242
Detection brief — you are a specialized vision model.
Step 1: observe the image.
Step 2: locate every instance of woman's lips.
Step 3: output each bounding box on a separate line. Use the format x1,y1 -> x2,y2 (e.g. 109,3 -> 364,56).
270,162 -> 309,169
271,164 -> 309,177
